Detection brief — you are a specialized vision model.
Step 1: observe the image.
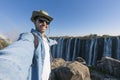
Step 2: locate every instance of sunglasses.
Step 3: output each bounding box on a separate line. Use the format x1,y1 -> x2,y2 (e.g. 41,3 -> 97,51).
36,18 -> 50,25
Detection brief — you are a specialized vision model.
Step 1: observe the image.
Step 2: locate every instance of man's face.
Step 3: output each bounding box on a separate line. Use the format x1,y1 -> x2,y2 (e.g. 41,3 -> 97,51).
34,17 -> 50,33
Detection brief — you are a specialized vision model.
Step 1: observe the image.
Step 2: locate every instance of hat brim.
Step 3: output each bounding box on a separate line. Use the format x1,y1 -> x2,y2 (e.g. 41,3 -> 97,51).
31,11 -> 53,22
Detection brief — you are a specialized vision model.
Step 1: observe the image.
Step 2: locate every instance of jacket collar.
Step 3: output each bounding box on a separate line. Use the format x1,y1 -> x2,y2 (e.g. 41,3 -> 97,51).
31,28 -> 50,44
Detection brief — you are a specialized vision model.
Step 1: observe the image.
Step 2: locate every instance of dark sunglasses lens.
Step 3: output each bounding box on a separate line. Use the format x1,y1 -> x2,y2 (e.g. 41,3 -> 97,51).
37,18 -> 50,25
38,19 -> 44,23
46,21 -> 50,25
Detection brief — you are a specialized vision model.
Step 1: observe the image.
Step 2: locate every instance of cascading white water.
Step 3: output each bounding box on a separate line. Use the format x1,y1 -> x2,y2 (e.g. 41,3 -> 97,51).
103,37 -> 112,57
56,38 -> 64,58
66,38 -> 72,61
87,39 -> 94,65
91,38 -> 97,66
51,38 -> 57,57
59,38 -> 64,58
56,38 -> 62,57
76,39 -> 80,58
72,38 -> 78,61
116,37 -> 120,60
85,38 -> 98,65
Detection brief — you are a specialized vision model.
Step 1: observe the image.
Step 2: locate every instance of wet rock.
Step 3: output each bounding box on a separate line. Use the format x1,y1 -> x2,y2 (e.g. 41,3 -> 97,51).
75,57 -> 86,65
51,58 -> 91,80
97,57 -> 120,78
51,58 -> 66,70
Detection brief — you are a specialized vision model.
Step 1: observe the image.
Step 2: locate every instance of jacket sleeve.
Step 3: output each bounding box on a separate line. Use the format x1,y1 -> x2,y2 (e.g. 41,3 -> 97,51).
0,32 -> 35,79
48,38 -> 57,46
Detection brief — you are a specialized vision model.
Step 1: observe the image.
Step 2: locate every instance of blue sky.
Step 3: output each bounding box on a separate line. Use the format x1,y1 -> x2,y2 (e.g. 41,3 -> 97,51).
0,0 -> 120,40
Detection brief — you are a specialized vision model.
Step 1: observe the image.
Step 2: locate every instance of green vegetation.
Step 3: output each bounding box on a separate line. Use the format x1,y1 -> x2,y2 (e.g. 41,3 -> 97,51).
0,39 -> 9,49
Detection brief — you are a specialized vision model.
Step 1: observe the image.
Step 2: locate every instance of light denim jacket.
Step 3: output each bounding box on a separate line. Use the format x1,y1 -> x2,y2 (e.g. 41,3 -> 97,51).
0,29 -> 56,80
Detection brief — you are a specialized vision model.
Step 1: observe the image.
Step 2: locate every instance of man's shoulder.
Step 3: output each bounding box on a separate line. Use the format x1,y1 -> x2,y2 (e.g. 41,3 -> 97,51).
20,32 -> 33,36
18,32 -> 34,41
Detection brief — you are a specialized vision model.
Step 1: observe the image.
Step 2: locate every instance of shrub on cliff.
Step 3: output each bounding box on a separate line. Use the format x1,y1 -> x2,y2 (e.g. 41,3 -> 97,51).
0,34 -> 11,49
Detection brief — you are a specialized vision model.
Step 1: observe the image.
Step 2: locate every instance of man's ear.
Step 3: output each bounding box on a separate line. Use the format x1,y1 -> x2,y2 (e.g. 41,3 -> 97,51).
33,21 -> 36,24
33,21 -> 37,25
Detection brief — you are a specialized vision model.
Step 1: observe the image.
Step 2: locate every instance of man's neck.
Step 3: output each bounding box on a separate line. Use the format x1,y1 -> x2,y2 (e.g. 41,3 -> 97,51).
35,29 -> 46,38
40,33 -> 45,38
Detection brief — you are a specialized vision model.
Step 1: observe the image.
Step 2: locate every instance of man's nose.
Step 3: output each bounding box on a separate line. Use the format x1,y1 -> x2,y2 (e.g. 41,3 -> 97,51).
43,21 -> 47,24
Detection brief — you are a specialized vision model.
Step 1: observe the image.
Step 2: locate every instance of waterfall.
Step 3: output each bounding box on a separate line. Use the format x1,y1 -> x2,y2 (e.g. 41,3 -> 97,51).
66,38 -> 72,61
116,37 -> 120,60
92,38 -> 98,66
72,38 -> 78,61
86,38 -> 98,65
103,37 -> 112,57
85,39 -> 94,65
76,39 -> 81,58
51,38 -> 57,57
56,38 -> 64,58
51,36 -> 120,66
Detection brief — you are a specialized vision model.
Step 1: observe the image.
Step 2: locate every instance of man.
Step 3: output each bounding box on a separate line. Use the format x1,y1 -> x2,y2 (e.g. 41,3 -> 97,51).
0,10 -> 56,80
